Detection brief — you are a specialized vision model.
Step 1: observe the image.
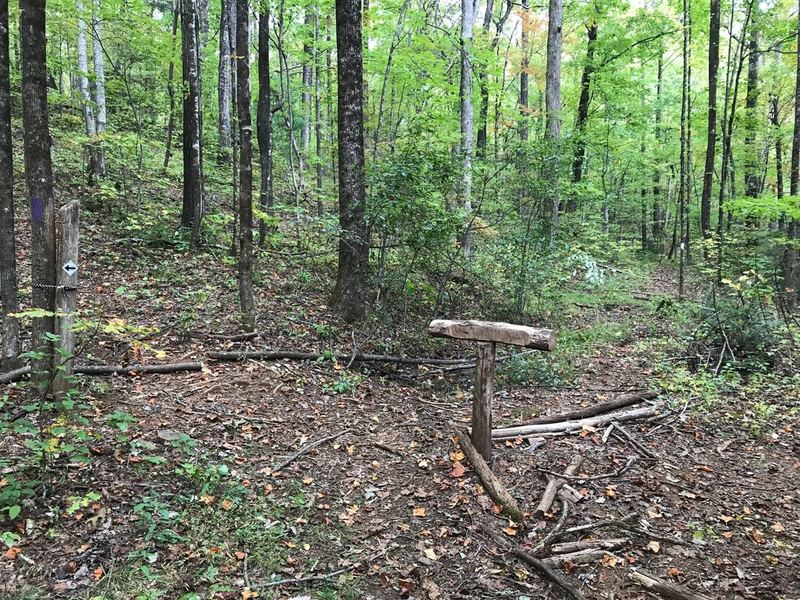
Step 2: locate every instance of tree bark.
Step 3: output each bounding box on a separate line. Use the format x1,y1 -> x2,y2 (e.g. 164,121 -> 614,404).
0,0 -> 19,372
518,0 -> 529,145
257,1 -> 273,246
332,0 -> 369,322
475,0 -> 494,158
678,0 -> 689,297
163,0 -> 179,171
770,93 -> 784,201
700,0 -> 720,242
76,0 -> 98,180
181,0 -> 204,246
236,0 -> 255,331
459,0 -> 475,256
743,21 -> 761,200
20,0 -> 57,380
787,0 -> 800,308
653,53 -> 663,247
570,20 -> 597,204
544,0 -> 562,231
91,0 -> 106,176
218,0 -> 233,164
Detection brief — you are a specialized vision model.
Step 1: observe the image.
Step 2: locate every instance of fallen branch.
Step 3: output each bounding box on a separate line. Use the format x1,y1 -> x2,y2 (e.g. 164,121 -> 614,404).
543,548 -> 621,567
629,569 -> 713,600
512,548 -> 587,600
530,500 -> 570,556
272,430 -> 350,474
209,350 -> 472,366
555,513 -> 637,541
538,456 -> 637,482
502,391 -> 658,428
611,421 -> 657,459
0,365 -> 31,384
263,565 -> 355,588
550,538 -> 629,554
492,406 -> 659,439
536,455 -> 583,517
75,363 -> 203,376
457,430 -> 524,524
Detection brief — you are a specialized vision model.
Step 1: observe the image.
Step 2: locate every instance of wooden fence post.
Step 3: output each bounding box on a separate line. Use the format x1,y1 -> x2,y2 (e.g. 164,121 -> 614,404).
472,341 -> 496,462
52,200 -> 79,397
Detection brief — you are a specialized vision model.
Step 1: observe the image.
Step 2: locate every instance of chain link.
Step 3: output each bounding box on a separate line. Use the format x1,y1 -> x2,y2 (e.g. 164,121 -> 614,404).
32,283 -> 78,291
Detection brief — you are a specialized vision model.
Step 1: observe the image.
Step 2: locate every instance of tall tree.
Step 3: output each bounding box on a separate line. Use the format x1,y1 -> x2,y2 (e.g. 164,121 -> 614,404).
0,0 -> 19,371
236,0 -> 255,330
787,0 -> 800,308
91,0 -> 107,176
700,0 -> 720,243
544,0 -> 562,229
181,0 -> 204,246
163,0 -> 179,171
218,0 -> 234,163
460,0 -> 475,255
743,20 -> 760,199
76,0 -> 98,179
257,0 -> 273,245
568,18 -> 597,213
518,0 -> 529,145
332,0 -> 369,321
678,0 -> 690,296
20,0 -> 57,378
652,52 -> 664,247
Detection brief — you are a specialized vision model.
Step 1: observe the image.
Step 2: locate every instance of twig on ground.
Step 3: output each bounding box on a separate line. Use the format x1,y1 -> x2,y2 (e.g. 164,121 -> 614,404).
537,456 -> 637,482
272,430 -> 350,474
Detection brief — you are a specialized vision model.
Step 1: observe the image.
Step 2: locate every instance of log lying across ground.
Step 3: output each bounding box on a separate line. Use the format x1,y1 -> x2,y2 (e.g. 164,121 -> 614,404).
503,390 -> 658,428
208,350 -> 473,366
1,362 -> 203,384
629,570 -> 713,600
536,455 -> 583,517
456,430 -> 524,523
492,405 -> 660,439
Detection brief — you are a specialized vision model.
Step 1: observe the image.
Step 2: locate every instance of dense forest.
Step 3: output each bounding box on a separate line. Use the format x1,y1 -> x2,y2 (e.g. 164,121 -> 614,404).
1,0 -> 799,596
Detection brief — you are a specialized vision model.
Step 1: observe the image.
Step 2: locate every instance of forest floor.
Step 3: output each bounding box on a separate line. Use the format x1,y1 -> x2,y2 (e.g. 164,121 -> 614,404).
2,202 -> 800,600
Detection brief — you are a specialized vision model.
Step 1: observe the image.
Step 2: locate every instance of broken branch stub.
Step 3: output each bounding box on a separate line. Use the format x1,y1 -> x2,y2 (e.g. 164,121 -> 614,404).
428,319 -> 556,351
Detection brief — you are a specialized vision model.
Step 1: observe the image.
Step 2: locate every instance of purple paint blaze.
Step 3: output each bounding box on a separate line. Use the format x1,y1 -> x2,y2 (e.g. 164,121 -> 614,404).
31,197 -> 44,223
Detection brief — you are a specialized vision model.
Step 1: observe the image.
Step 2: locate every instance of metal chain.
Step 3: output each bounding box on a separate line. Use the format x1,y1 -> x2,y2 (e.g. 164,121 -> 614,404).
31,283 -> 78,291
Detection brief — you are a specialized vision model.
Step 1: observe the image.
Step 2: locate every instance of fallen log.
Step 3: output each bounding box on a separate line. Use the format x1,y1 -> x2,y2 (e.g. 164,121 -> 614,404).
629,569 -> 713,600
550,538 -> 629,555
492,405 -> 659,439
75,363 -> 203,376
502,391 -> 658,428
544,548 -> 620,567
208,350 -> 472,366
536,455 -> 583,517
456,430 -> 524,524
0,365 -> 32,385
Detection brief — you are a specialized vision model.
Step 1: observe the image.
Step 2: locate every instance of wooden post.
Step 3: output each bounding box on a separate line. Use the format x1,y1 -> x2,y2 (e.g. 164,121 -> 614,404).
52,200 -> 79,397
428,319 -> 555,467
472,341 -> 496,462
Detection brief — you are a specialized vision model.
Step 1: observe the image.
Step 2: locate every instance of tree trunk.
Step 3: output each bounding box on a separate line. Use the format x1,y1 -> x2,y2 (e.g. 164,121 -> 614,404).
475,0 -> 493,158
544,0 -> 562,231
163,0 -> 179,171
302,9 -> 313,173
678,0 -> 689,297
518,0 -> 529,145
569,20 -> 597,212
459,0 -> 474,256
20,0 -> 57,380
236,0 -> 254,331
770,93 -> 784,201
218,0 -> 233,163
257,3 -> 273,246
787,0 -> 800,308
76,0 -> 98,181
314,10 -> 323,213
0,0 -> 19,372
91,0 -> 106,176
332,0 -> 369,322
700,0 -> 720,242
181,0 -> 204,246
652,53 -> 663,247
743,22 -> 760,199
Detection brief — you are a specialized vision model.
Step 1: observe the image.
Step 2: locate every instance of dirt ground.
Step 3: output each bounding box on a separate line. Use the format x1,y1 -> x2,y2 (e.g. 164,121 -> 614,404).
2,207 -> 799,600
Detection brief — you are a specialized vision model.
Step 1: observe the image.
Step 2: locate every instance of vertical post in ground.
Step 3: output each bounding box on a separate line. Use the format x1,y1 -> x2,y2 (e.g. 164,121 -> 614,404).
52,200 -> 79,397
472,341 -> 496,463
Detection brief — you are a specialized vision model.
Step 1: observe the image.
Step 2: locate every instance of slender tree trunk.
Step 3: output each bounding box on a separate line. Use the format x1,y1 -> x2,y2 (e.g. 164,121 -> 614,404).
700,0 -> 720,243
678,0 -> 689,297
544,0 -> 562,232
569,19 -> 597,213
163,0 -> 179,171
652,53 -> 663,248
743,22 -> 760,199
0,0 -> 19,371
459,0 -> 474,255
475,0 -> 493,158
236,0 -> 254,330
786,0 -> 800,308
181,0 -> 204,246
518,0 -> 529,145
641,144 -> 648,250
218,0 -> 233,163
770,93 -> 784,200
314,10 -> 323,213
302,9 -> 313,172
20,0 -> 57,379
91,0 -> 106,176
257,1 -> 273,246
327,17 -> 336,187
76,0 -> 97,181
332,0 -> 369,322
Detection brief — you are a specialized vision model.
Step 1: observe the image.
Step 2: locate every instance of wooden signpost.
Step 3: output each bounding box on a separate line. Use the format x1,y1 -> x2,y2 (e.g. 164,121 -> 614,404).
428,319 -> 555,464
52,200 -> 79,397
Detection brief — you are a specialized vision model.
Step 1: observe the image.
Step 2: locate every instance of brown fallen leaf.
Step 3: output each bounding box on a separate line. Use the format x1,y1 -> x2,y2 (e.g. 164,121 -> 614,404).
646,540 -> 661,553
413,507 -> 427,517
770,522 -> 785,533
449,462 -> 466,478
747,528 -> 765,544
